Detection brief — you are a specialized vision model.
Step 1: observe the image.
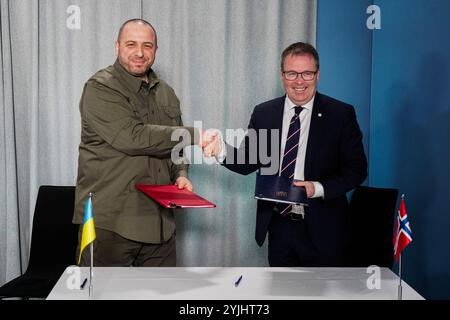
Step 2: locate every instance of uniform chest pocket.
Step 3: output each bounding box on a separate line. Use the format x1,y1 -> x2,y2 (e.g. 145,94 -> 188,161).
160,106 -> 182,126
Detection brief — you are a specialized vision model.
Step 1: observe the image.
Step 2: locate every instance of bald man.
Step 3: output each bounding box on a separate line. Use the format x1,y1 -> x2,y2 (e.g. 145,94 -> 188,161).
74,19 -> 200,267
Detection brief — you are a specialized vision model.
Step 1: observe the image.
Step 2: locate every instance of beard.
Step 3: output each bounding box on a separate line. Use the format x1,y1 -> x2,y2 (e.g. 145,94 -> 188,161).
127,63 -> 150,77
118,55 -> 153,78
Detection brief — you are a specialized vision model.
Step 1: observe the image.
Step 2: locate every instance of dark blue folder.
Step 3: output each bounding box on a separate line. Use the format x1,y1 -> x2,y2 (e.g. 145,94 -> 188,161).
254,174 -> 308,205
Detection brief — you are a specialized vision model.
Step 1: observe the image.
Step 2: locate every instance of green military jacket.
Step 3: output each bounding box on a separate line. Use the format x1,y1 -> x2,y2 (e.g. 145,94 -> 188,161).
73,60 -> 196,243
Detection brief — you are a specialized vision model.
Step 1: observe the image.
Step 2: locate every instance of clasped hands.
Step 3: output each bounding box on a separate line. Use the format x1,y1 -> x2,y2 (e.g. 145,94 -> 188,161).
199,129 -> 223,157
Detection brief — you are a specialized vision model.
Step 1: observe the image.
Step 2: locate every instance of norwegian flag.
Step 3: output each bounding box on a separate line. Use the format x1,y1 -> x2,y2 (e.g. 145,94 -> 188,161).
393,195 -> 413,263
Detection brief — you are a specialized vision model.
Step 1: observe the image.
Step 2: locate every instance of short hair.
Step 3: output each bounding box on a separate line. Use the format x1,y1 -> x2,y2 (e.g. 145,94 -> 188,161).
117,18 -> 158,45
281,42 -> 320,70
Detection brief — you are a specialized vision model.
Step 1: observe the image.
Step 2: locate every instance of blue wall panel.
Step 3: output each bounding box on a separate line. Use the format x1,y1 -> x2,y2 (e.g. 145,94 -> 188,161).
318,0 -> 450,299
371,0 -> 450,299
317,0 -> 373,167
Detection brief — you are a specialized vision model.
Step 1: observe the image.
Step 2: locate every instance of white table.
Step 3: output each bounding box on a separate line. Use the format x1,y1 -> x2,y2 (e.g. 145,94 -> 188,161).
47,266 -> 423,300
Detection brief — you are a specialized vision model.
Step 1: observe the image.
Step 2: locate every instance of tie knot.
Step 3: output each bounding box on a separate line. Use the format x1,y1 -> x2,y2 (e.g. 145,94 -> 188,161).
294,106 -> 303,116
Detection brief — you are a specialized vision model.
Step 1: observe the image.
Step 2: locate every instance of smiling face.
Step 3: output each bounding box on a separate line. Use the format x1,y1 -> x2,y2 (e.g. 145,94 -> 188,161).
115,22 -> 157,79
281,54 -> 319,106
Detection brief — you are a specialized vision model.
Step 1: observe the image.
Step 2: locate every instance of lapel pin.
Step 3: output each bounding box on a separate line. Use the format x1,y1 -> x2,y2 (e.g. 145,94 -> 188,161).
318,113 -> 322,117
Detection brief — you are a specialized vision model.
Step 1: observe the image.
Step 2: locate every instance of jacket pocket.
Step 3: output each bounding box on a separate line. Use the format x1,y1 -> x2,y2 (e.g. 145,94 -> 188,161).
160,106 -> 182,126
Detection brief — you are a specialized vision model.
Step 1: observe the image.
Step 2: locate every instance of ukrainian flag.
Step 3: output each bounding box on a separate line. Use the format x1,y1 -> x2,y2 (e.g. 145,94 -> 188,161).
78,195 -> 96,264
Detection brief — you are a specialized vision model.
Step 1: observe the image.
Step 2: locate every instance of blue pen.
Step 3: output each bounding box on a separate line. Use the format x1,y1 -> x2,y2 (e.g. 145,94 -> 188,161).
80,278 -> 88,290
234,275 -> 243,287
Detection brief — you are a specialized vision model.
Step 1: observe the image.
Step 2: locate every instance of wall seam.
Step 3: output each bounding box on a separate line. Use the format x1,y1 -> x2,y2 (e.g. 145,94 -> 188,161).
367,0 -> 375,186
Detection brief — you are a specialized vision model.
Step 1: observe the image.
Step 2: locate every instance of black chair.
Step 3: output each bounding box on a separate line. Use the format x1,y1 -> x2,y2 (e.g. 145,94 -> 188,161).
346,186 -> 399,269
0,186 -> 79,299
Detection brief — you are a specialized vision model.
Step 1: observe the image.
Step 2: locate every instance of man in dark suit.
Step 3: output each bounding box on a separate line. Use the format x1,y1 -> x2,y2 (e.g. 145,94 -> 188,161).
206,42 -> 367,267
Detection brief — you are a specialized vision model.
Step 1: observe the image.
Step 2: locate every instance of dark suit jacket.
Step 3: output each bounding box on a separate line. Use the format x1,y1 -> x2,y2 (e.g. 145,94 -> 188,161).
223,92 -> 367,259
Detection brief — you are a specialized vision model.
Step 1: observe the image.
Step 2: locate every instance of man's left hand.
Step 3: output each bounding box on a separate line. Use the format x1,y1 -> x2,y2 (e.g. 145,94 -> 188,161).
175,177 -> 193,191
293,181 -> 315,198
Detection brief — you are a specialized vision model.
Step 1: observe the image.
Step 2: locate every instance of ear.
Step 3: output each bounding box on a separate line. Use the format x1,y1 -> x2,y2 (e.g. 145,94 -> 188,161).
316,70 -> 320,81
114,41 -> 119,57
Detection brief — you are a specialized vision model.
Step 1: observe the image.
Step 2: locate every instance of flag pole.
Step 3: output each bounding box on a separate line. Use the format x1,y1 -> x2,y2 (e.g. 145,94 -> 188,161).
89,241 -> 94,300
88,192 -> 94,300
397,193 -> 405,301
398,253 -> 403,300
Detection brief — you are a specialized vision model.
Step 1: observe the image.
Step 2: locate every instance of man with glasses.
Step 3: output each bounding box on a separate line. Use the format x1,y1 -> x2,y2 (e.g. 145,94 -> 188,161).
210,42 -> 367,267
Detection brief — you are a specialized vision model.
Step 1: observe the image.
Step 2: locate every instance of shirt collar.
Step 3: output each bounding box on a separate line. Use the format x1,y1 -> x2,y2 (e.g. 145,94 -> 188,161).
113,59 -> 159,93
285,94 -> 315,113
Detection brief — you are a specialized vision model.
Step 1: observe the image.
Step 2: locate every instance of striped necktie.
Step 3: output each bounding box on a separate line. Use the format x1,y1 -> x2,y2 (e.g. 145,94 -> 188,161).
278,106 -> 303,216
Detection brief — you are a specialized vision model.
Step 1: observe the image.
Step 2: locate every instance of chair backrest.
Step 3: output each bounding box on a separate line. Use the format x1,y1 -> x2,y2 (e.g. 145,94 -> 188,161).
26,186 -> 78,275
347,186 -> 399,268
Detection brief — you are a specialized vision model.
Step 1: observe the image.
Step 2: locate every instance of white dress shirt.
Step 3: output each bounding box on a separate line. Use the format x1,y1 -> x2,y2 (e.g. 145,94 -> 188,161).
280,95 -> 324,199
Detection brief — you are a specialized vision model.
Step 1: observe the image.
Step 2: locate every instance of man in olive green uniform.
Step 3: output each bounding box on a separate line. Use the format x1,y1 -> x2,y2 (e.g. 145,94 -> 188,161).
74,19 -> 202,266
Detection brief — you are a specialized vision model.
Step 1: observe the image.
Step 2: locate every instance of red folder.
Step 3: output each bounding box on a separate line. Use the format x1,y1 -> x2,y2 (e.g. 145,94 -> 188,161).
136,184 -> 217,208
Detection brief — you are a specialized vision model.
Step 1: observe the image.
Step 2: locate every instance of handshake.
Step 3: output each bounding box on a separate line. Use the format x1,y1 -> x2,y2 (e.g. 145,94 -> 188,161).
199,129 -> 223,158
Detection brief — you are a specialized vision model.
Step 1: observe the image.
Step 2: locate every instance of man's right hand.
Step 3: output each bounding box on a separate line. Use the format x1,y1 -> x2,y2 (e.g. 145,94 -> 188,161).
199,129 -> 223,157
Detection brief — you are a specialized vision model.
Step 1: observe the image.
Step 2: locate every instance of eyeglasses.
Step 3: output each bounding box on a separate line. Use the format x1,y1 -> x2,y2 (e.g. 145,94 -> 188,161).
283,70 -> 318,81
